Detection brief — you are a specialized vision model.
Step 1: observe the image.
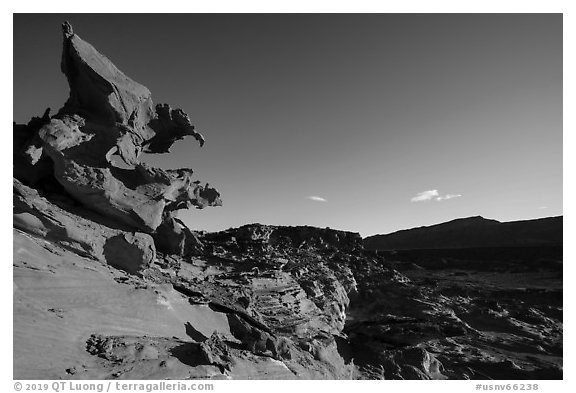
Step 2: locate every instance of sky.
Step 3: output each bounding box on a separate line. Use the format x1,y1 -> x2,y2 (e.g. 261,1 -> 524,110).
13,13 -> 563,237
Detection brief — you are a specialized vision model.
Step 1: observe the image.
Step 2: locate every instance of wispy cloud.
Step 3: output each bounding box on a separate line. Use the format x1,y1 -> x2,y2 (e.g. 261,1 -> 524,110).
411,190 -> 462,202
436,194 -> 462,201
411,189 -> 439,202
538,206 -> 548,210
307,196 -> 327,202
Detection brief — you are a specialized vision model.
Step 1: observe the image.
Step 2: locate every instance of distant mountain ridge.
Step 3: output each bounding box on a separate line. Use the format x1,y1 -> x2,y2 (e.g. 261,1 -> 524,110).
363,216 -> 562,250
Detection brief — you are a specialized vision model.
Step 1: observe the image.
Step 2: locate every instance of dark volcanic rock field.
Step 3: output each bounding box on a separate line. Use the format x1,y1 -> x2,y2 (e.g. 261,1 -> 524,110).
13,23 -> 562,380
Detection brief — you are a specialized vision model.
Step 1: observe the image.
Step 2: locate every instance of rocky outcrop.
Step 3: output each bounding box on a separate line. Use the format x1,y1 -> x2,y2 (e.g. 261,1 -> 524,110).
58,22 -> 205,153
12,22 -> 358,379
14,21 -> 221,241
14,179 -> 155,274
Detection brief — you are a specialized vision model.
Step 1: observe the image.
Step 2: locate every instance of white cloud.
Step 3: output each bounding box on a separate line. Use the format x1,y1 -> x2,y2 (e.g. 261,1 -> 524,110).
411,190 -> 462,202
410,189 -> 439,202
307,196 -> 327,202
436,194 -> 462,201
538,206 -> 548,210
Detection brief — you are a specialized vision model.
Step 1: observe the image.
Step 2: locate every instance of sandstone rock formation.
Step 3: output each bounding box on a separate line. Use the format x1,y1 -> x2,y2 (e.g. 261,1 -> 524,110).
14,179 -> 155,274
14,21 -> 221,241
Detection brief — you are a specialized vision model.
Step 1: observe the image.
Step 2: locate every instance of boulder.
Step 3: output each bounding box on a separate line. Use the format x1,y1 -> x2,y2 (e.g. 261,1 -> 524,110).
153,217 -> 204,256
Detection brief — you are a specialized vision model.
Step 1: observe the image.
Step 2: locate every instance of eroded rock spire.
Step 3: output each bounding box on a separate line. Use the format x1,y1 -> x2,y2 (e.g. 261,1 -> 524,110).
14,22 -> 221,253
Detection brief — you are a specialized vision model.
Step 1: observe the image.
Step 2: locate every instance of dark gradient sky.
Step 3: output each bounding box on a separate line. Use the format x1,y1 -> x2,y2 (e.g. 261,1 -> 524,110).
13,14 -> 562,236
